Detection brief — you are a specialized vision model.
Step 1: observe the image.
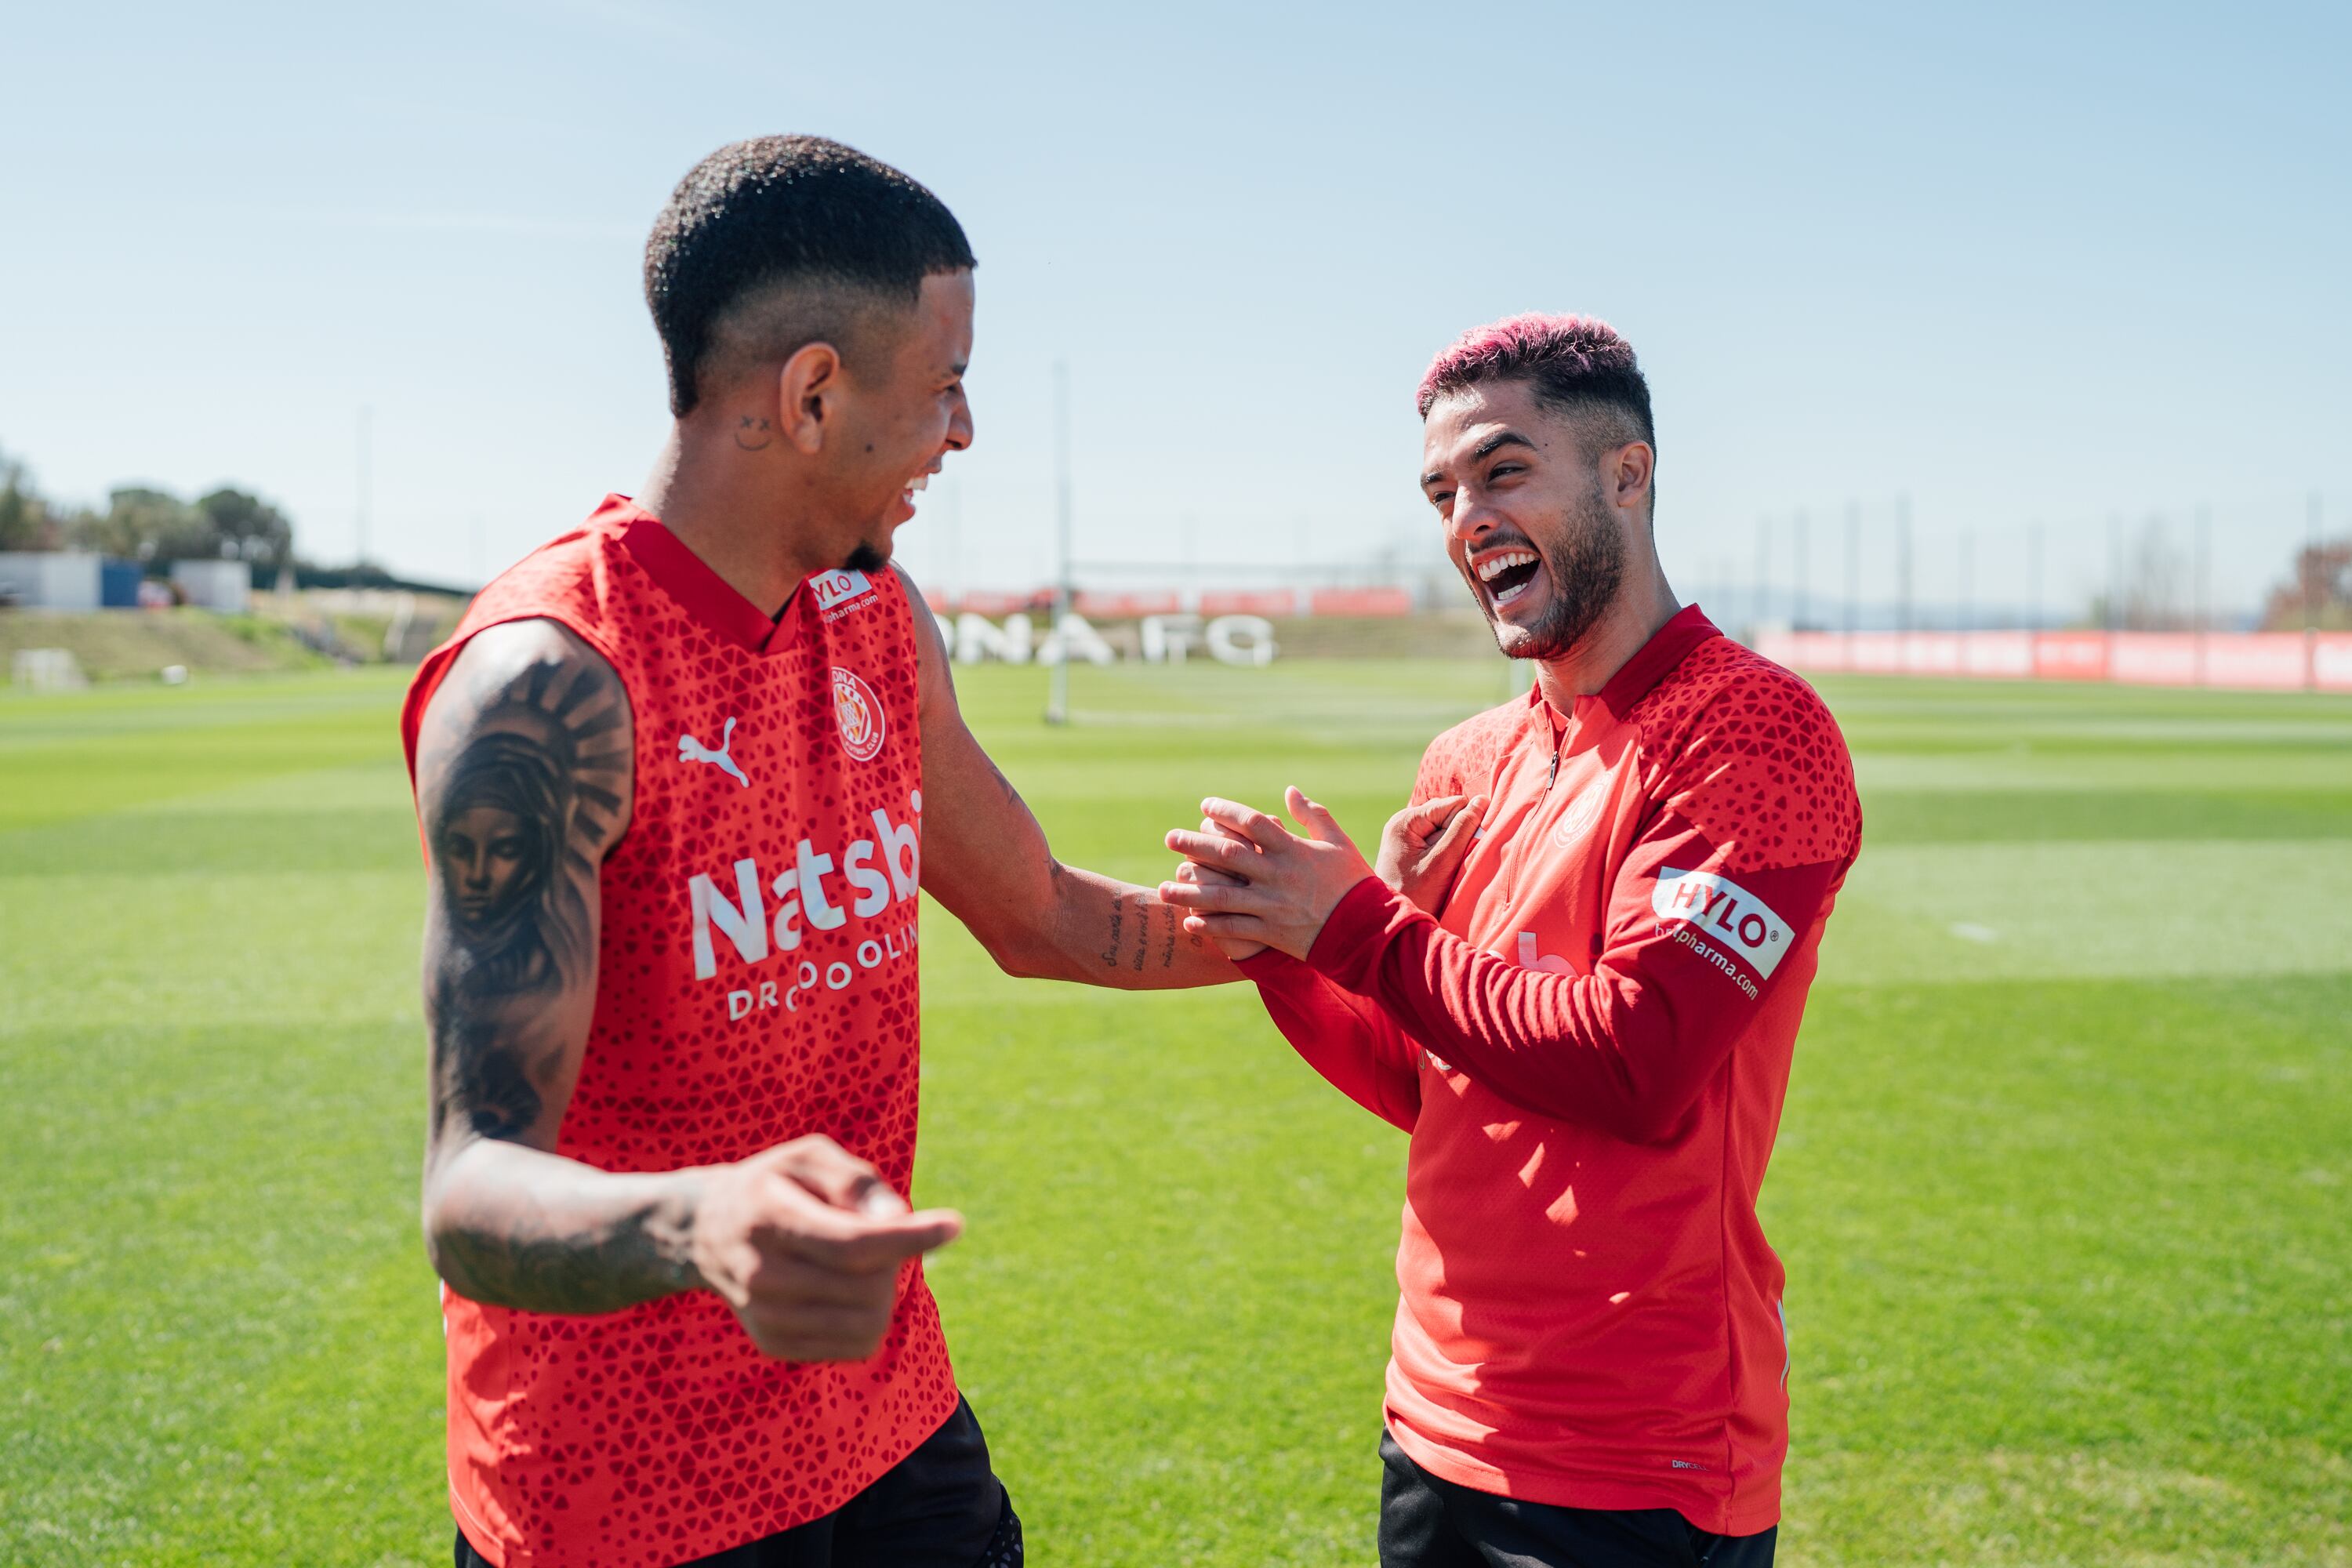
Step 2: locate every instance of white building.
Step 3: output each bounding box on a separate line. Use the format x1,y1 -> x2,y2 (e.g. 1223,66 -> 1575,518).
170,558 -> 252,612
0,553 -> 102,610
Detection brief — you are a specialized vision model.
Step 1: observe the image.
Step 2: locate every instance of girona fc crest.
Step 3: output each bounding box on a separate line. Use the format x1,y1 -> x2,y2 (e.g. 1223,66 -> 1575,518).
1552,781 -> 1604,848
831,667 -> 886,762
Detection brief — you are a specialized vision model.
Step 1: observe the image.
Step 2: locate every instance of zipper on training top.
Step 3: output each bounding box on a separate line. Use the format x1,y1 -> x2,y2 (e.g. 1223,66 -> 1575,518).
1505,705 -> 1570,909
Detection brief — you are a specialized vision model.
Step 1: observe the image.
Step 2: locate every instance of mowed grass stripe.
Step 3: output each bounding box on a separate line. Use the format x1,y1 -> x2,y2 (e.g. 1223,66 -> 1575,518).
1858,788 -> 2352,842
0,809 -> 423,875
0,671 -> 412,832
1824,840 -> 2352,985
1855,751 -> 2352,793
0,871 -> 423,1029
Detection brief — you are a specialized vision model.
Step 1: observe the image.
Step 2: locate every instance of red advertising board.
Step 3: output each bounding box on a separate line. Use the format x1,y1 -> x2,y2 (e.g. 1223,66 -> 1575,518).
1308,587 -> 1412,618
2315,633 -> 2352,692
1200,589 -> 1299,618
2111,633 -> 2200,685
954,590 -> 1039,617
2201,633 -> 2309,690
1960,631 -> 2034,677
1901,633 -> 1966,675
1848,632 -> 1905,673
1776,631 -> 1849,670
1766,628 -> 2331,692
2033,633 -> 2109,681
1074,590 -> 1181,619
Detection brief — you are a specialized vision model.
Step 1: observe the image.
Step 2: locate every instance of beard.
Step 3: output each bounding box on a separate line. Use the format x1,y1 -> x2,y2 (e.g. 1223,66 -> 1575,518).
1485,484 -> 1625,662
844,539 -> 889,574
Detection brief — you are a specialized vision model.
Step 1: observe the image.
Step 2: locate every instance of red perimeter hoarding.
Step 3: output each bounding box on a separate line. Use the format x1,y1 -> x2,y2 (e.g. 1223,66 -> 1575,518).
1759,630 -> 2352,691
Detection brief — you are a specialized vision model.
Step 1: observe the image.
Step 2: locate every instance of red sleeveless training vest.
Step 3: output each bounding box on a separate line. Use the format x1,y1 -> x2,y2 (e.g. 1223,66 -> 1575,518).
401,495 -> 954,1568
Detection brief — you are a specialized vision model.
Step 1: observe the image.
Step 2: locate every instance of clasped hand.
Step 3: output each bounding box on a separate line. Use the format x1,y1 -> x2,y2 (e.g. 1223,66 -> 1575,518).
1160,788 -> 1487,962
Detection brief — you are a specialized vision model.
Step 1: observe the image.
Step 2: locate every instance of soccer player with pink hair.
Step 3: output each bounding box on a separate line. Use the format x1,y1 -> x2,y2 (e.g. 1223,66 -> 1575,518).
1163,314 -> 1861,1567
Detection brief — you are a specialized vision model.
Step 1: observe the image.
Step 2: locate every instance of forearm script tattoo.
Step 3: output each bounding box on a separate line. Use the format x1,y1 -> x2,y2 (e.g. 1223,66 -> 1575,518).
1097,891 -> 1198,973
422,650 -> 628,1143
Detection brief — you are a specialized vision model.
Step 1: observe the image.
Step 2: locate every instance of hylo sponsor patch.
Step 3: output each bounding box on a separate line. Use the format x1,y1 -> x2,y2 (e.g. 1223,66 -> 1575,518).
811,568 -> 875,617
1652,867 -> 1793,982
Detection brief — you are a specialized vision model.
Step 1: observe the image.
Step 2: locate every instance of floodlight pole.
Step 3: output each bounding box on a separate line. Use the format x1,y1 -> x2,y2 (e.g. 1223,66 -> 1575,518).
1896,494 -> 1913,633
1959,527 -> 1973,633
945,478 -> 962,609
2028,521 -> 2044,630
2307,490 -> 2323,691
1045,361 -> 1073,727
2117,514 -> 2136,639
1843,501 -> 1860,634
356,405 -> 373,568
2309,491 -> 2323,633
2193,505 -> 2211,684
1793,510 -> 1809,630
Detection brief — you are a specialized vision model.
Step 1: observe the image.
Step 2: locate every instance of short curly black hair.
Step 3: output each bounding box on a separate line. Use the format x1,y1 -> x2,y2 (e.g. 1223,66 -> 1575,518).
644,136 -> 977,416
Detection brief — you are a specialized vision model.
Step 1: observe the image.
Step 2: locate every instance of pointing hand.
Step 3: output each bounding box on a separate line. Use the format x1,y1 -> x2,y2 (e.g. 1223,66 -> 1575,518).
690,1135 -> 961,1363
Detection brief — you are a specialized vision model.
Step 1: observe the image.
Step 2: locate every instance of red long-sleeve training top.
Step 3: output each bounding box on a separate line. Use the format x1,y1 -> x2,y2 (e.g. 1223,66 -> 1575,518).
1239,605 -> 1860,1535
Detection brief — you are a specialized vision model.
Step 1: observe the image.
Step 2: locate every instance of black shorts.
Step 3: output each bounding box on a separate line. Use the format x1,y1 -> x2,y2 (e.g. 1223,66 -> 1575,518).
1379,1431 -> 1774,1568
456,1396 -> 1020,1568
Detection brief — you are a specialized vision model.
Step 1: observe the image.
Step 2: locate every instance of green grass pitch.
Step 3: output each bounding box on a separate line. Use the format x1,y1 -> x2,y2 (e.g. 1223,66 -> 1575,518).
3,659 -> 2347,1565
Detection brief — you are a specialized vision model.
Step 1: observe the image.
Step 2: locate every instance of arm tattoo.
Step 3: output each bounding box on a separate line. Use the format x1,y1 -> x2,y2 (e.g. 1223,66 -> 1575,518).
1100,892 -> 1124,967
1099,893 -> 1184,973
422,650 -> 628,1142
444,1178 -> 696,1312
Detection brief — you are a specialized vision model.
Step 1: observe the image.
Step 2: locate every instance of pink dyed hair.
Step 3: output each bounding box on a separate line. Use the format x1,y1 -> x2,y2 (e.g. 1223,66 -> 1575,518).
1414,313 -> 1650,441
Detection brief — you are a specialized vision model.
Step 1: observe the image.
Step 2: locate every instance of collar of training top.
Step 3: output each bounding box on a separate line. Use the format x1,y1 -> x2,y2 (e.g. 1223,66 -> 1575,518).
1585,603 -> 1722,722
597,494 -> 808,658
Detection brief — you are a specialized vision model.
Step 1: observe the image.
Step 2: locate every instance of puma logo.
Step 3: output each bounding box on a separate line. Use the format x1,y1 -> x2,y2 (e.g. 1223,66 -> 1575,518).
678,717 -> 750,789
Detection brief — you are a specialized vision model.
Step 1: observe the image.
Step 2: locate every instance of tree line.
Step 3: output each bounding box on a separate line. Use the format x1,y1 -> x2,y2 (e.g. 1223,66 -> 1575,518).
0,445 -> 294,571
2263,539 -> 2352,633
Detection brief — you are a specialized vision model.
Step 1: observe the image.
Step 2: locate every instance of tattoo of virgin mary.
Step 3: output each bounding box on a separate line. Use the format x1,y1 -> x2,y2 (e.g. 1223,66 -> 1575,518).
423,653 -> 627,1139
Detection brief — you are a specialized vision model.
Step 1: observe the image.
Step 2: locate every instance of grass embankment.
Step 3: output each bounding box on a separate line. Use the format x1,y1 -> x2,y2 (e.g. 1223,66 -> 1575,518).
1,593 -> 470,684
0,608 -> 325,681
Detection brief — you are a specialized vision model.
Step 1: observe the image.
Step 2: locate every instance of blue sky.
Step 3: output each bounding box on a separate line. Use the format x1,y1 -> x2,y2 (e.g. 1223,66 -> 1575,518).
3,1 -> 2343,620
